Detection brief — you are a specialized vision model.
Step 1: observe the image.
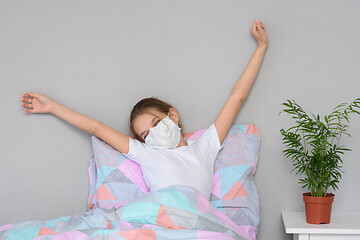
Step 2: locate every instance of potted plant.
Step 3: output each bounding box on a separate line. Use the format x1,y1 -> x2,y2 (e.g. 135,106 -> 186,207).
280,98 -> 360,224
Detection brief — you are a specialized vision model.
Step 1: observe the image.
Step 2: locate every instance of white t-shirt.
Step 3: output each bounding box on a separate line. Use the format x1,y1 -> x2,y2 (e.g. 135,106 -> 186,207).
123,123 -> 224,200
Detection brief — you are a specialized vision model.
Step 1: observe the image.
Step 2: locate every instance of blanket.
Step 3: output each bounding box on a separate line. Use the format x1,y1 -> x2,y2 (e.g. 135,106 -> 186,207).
0,185 -> 252,240
88,124 -> 260,237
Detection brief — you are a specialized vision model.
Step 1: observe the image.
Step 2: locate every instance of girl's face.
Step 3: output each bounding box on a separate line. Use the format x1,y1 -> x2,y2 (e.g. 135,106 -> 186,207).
133,109 -> 166,142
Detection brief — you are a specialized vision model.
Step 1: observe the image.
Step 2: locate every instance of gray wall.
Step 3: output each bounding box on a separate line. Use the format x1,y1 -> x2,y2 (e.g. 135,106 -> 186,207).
1,1 -> 360,239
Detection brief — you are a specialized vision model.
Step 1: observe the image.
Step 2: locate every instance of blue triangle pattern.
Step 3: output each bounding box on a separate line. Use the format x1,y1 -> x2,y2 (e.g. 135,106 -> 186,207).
161,189 -> 197,214
219,165 -> 251,198
235,125 -> 247,133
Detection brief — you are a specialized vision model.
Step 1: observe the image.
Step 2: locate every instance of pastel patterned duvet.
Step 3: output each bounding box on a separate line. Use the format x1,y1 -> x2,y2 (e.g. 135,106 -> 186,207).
0,124 -> 260,240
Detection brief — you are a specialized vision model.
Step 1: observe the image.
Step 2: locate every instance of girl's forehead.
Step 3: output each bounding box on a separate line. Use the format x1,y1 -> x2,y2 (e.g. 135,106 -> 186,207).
135,110 -> 164,126
137,111 -> 155,120
142,109 -> 165,118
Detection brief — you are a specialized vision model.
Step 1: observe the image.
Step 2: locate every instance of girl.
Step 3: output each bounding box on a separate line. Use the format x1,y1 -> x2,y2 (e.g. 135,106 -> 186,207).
21,20 -> 268,200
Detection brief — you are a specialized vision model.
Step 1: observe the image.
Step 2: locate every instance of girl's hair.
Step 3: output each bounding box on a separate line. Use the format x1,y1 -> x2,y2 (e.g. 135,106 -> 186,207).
129,97 -> 182,142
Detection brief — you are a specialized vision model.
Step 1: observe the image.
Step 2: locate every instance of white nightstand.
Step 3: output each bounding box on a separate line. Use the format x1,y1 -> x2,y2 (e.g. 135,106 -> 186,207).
282,211 -> 360,240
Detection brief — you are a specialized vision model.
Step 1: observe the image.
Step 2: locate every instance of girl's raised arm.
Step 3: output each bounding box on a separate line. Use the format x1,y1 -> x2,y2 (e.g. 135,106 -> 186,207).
214,19 -> 268,145
21,92 -> 130,154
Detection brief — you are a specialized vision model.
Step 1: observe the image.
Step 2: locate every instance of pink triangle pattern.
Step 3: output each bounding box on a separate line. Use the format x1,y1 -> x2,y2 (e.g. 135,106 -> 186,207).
198,194 -> 211,213
117,228 -> 156,239
223,181 -> 250,200
247,124 -> 260,139
97,184 -> 116,200
211,170 -> 221,198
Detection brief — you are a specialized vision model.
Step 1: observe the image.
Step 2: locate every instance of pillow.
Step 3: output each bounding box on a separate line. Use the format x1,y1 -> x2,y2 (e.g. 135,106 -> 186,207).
87,138 -> 149,210
88,124 -> 260,230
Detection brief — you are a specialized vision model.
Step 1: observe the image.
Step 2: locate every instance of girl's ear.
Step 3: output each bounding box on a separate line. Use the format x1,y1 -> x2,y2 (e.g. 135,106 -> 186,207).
168,108 -> 179,124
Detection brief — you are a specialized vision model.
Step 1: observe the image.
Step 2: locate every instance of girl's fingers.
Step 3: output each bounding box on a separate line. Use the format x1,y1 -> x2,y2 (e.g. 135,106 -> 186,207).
253,19 -> 265,30
21,103 -> 34,109
24,108 -> 34,113
22,97 -> 33,103
22,93 -> 32,100
251,20 -> 264,34
22,92 -> 37,113
251,22 -> 258,33
22,102 -> 32,108
257,20 -> 265,29
256,23 -> 264,33
253,24 -> 261,33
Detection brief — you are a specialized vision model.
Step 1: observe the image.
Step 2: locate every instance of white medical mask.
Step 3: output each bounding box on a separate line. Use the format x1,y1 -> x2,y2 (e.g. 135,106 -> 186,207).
145,113 -> 181,149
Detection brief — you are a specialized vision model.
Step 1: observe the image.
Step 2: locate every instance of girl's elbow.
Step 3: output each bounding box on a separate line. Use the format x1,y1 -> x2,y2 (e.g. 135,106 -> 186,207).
231,92 -> 247,104
239,95 -> 247,104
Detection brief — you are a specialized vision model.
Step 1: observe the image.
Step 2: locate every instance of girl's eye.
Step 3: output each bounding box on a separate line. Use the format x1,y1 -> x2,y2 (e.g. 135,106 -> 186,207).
155,120 -> 160,126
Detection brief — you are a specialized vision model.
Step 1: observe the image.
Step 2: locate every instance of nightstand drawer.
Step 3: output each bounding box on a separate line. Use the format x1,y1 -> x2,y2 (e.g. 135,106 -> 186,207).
282,212 -> 360,240
310,234 -> 360,240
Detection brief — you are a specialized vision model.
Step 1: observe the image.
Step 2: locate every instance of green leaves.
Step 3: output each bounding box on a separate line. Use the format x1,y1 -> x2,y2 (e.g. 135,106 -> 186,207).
280,98 -> 360,197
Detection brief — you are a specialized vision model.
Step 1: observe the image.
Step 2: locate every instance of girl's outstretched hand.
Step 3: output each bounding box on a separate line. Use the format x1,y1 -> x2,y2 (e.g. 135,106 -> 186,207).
21,92 -> 54,114
250,19 -> 268,48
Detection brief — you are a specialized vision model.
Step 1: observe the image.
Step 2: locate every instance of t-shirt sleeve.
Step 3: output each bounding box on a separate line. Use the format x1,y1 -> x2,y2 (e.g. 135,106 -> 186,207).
196,123 -> 225,160
122,137 -> 147,163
